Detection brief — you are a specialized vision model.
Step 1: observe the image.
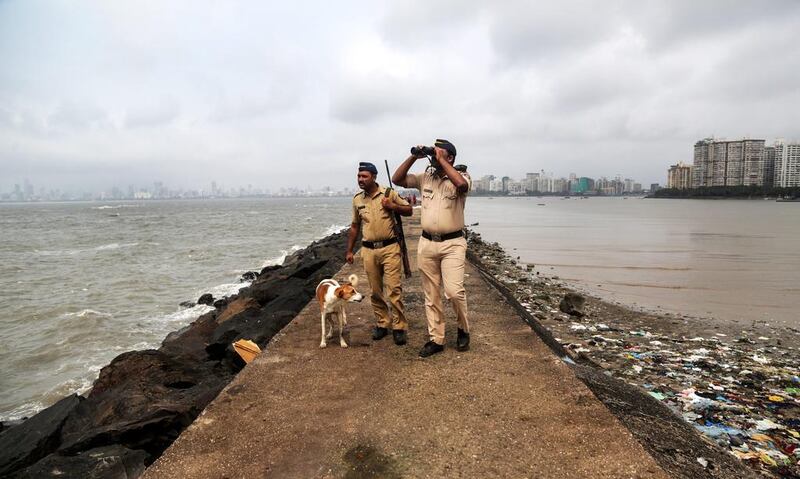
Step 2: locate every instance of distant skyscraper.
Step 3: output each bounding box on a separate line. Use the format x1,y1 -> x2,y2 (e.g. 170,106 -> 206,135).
774,140 -> 800,188
692,138 -> 765,187
764,146 -> 776,188
667,162 -> 692,189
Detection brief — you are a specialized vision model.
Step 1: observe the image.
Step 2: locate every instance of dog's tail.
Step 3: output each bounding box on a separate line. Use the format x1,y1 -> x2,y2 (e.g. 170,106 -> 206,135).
347,274 -> 359,287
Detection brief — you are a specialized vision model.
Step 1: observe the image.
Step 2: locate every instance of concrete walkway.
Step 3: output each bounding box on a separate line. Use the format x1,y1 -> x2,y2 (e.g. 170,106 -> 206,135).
144,212 -> 668,479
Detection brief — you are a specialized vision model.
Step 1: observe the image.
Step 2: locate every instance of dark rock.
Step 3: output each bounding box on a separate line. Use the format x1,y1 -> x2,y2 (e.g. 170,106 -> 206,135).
58,350 -> 227,457
259,264 -> 282,275
178,301 -> 195,308
197,293 -> 214,306
0,394 -> 82,476
160,311 -> 219,360
216,297 -> 260,325
559,292 -> 586,317
11,445 -> 147,479
212,298 -> 228,309
240,271 -> 259,282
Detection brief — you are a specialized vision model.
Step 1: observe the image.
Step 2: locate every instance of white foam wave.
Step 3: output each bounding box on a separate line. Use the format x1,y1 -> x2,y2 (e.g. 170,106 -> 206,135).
157,304 -> 215,325
94,242 -> 138,251
63,309 -> 113,319
202,282 -> 251,299
91,204 -> 140,210
261,245 -> 303,268
322,224 -> 347,236
34,242 -> 138,256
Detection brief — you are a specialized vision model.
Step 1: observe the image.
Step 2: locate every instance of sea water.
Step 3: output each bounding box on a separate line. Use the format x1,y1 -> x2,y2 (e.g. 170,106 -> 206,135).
0,197 -> 351,420
467,196 -> 800,327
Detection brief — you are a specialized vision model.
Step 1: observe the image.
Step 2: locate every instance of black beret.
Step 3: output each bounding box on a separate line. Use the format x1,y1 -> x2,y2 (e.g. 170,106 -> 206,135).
434,139 -> 457,158
358,162 -> 378,175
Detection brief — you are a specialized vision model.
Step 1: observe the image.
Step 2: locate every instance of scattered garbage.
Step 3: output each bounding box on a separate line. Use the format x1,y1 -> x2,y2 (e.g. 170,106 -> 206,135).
466,230 -> 800,478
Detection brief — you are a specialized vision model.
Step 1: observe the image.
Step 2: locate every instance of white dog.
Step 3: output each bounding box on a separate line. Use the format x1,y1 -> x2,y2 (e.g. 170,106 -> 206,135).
315,274 -> 363,348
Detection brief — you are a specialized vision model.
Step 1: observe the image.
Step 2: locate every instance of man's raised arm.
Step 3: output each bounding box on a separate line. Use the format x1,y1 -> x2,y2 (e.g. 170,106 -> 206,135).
392,153 -> 420,188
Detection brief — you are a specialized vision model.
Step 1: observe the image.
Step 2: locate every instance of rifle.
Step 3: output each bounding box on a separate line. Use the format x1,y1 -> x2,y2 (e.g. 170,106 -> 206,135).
384,160 -> 412,278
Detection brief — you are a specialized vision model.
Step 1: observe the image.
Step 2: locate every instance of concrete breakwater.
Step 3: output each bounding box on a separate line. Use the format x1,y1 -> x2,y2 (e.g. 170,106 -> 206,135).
0,231 -> 351,478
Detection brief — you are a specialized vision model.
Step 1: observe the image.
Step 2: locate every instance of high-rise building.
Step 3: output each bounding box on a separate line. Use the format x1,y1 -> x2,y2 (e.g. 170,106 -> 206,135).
742,139 -> 766,186
764,146 -> 776,188
667,162 -> 692,189
774,140 -> 800,188
692,138 -> 713,187
692,138 -> 766,187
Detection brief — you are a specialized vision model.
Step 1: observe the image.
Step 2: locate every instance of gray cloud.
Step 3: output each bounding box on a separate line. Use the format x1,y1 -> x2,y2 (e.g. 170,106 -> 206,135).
124,101 -> 180,129
1,0 -> 799,194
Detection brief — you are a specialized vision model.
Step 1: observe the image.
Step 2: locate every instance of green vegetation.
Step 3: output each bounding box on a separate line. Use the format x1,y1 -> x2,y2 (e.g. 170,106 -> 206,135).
653,185 -> 800,199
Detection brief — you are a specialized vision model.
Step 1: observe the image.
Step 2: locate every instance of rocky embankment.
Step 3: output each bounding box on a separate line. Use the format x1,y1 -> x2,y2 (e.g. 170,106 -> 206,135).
0,231 -> 350,478
466,230 -> 800,479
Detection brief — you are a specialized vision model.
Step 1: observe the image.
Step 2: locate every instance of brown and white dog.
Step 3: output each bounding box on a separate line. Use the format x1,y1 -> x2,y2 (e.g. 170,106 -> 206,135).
316,274 -> 363,348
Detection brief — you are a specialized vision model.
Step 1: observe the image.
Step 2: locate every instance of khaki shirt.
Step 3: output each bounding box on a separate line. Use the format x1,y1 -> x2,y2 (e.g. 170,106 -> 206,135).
406,170 -> 472,234
352,185 -> 410,242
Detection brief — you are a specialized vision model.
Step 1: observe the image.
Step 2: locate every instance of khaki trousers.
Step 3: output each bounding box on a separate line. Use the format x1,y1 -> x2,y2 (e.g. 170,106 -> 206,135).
417,236 -> 469,345
361,242 -> 407,330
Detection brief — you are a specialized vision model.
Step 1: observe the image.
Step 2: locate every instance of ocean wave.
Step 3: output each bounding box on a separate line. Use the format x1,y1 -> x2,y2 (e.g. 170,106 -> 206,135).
62,309 -> 113,319
33,242 -> 139,256
91,204 -> 140,210
94,242 -> 138,251
322,224 -> 347,236
201,282 -> 251,300
262,245 -> 303,268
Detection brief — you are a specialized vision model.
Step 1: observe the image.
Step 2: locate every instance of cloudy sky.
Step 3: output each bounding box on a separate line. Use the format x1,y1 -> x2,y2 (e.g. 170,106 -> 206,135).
1,0 -> 799,193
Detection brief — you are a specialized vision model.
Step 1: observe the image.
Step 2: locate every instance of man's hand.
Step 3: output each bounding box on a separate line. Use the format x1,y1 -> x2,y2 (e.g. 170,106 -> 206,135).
380,197 -> 395,211
345,251 -> 354,264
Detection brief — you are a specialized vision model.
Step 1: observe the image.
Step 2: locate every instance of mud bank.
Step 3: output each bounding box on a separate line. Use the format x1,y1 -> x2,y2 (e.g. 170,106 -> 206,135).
466,230 -> 799,478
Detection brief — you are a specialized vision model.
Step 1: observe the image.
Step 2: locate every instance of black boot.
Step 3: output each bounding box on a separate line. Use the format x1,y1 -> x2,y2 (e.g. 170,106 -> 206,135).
372,327 -> 389,340
419,341 -> 444,358
456,328 -> 470,351
392,329 -> 407,346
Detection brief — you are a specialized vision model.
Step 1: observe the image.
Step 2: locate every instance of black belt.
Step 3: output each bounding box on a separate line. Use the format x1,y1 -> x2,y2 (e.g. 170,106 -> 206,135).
422,230 -> 463,242
362,237 -> 398,249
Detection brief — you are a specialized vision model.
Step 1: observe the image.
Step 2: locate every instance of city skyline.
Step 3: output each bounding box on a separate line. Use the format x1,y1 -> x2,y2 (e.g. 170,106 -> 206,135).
666,137 -> 800,190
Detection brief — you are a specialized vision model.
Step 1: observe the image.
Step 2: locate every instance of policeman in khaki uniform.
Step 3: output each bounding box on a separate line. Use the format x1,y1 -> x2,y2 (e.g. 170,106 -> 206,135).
392,139 -> 472,358
346,162 -> 413,345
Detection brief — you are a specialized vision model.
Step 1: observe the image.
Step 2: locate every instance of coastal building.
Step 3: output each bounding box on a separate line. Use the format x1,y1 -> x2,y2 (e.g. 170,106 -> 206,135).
691,138 -> 766,187
764,146 -> 776,188
692,138 -> 713,187
667,161 -> 693,189
774,140 -> 800,188
473,175 -> 494,193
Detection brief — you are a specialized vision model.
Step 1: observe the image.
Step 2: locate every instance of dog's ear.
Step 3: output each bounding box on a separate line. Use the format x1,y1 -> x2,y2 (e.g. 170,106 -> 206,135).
335,287 -> 346,298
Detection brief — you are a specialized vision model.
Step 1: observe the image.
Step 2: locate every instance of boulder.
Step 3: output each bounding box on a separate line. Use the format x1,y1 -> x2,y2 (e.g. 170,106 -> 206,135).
0,394 -> 82,476
240,271 -> 259,282
11,445 -> 147,479
160,311 -> 219,360
58,350 -> 227,456
559,292 -> 586,317
197,293 -> 214,306
216,297 -> 261,324
178,301 -> 195,308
